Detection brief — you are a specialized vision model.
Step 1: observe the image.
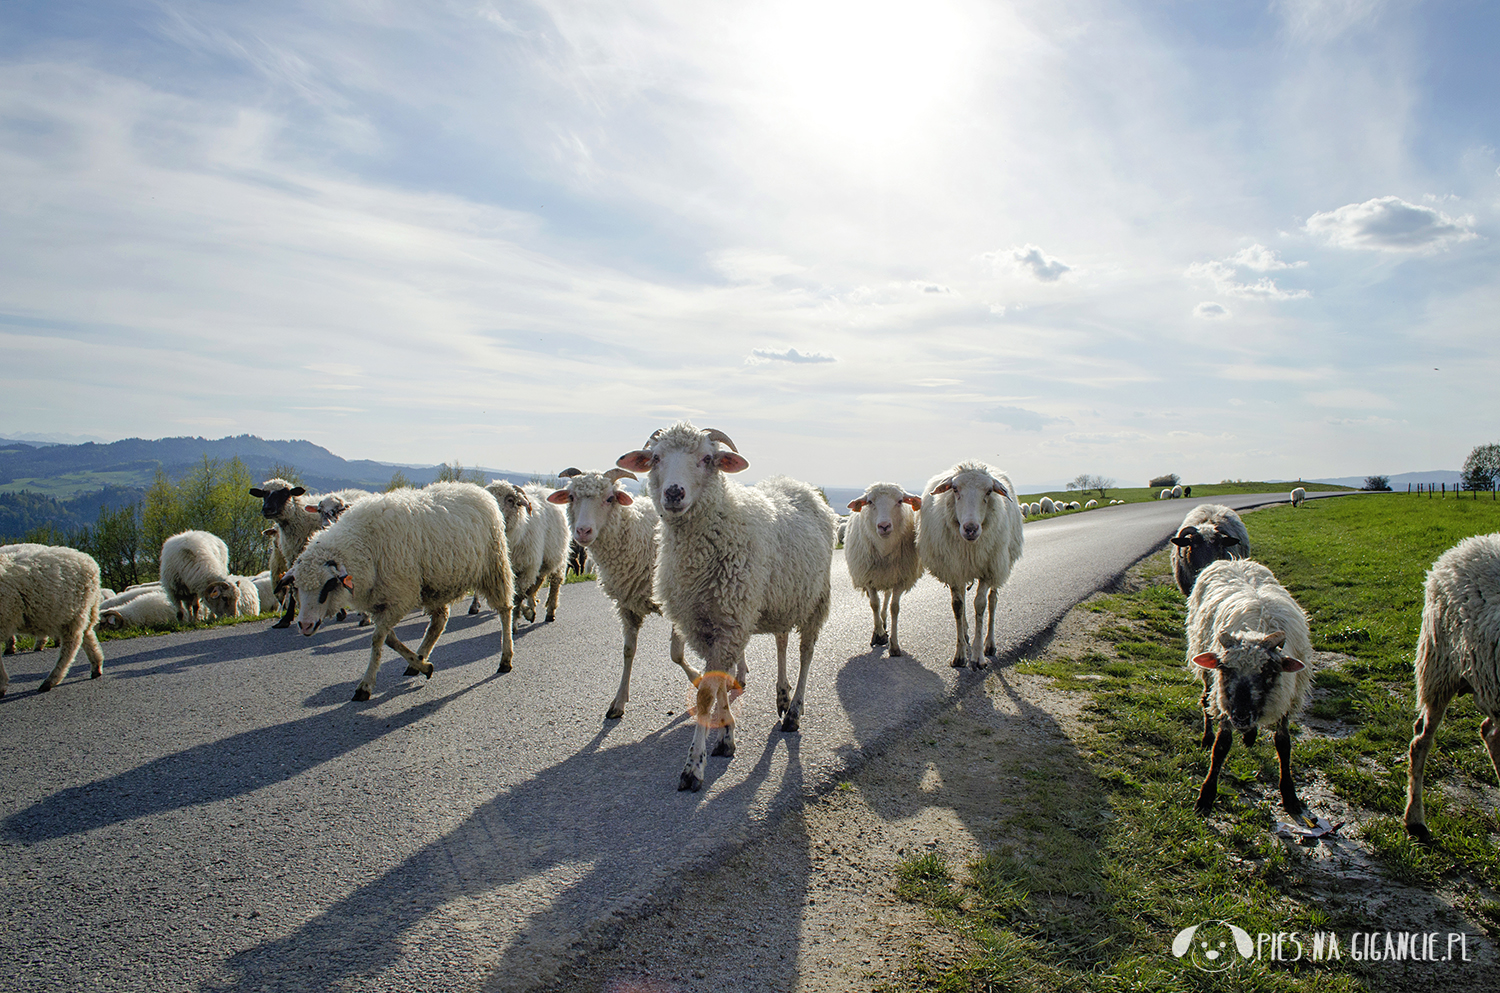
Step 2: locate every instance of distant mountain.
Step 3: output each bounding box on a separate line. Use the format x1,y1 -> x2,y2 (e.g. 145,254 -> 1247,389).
1290,470 -> 1463,490
0,431 -> 113,446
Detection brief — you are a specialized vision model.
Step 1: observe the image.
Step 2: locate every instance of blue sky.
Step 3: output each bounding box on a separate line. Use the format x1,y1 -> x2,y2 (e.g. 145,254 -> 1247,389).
1,0 -> 1495,490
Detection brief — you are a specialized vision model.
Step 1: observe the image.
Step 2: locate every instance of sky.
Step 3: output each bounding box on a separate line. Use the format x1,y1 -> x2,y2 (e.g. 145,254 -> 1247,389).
1,0 -> 1496,491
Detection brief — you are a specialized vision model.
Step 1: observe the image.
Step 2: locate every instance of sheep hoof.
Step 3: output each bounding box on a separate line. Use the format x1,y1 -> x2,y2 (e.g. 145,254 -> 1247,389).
871,632 -> 888,647
404,665 -> 422,677
970,658 -> 989,671
781,712 -> 801,733
467,602 -> 480,616
678,770 -> 703,792
1193,798 -> 1215,818
352,687 -> 371,702
335,609 -> 348,622
605,705 -> 624,720
712,737 -> 735,758
358,616 -> 372,627
950,655 -> 966,668
271,619 -> 292,630
888,646 -> 903,657
37,680 -> 54,693
1406,821 -> 1433,843
544,613 -> 555,623
984,643 -> 996,657
90,670 -> 101,680
497,658 -> 512,674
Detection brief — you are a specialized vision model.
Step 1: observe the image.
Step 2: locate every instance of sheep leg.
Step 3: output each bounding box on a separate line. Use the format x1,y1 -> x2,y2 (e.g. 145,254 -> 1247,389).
543,574 -> 561,623
888,589 -> 904,657
496,598 -> 515,674
1274,717 -> 1309,823
518,574 -> 544,623
0,648 -> 8,697
1482,716 -> 1500,786
1405,694 -> 1454,840
969,581 -> 992,669
2,635 -> 13,656
1198,671 -> 1215,748
781,627 -> 817,733
467,594 -> 482,616
272,595 -> 298,629
867,589 -> 887,647
949,585 -> 969,667
774,631 -> 792,717
680,677 -> 717,792
669,627 -> 700,683
1195,723 -> 1234,816
83,628 -> 104,679
353,623 -> 398,701
38,623 -> 86,692
712,674 -> 737,758
983,585 -> 998,658
401,604 -> 447,678
607,610 -> 644,720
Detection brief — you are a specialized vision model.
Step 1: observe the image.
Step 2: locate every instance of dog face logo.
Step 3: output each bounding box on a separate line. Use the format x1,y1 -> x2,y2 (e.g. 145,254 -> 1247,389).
1172,920 -> 1254,972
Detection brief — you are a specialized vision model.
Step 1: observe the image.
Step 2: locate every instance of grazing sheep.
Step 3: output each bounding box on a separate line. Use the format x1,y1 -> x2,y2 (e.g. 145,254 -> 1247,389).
469,481 -> 567,625
159,530 -> 238,624
288,482 -> 515,701
99,588 -> 181,631
204,575 -> 262,618
1,544 -> 104,695
917,461 -> 1025,669
249,478 -> 320,628
1039,497 -> 1056,515
1171,484 -> 1184,499
1160,489 -> 1172,501
1183,486 -> 1193,497
845,482 -> 923,657
1186,559 -> 1313,819
1290,486 -> 1306,508
251,571 -> 277,612
1084,499 -> 1098,509
546,468 -> 697,719
1170,504 -> 1251,597
1069,501 -> 1082,511
1404,533 -> 1500,840
616,423 -> 837,792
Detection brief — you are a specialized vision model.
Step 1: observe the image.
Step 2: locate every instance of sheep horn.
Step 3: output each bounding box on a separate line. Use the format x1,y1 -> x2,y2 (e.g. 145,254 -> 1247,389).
558,468 -> 584,478
643,428 -> 666,448
703,428 -> 738,452
605,469 -> 637,483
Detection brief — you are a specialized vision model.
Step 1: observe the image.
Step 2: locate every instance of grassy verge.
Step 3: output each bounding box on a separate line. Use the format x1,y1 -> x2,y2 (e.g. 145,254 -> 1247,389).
1018,481 -> 1354,510
885,493 -> 1500,991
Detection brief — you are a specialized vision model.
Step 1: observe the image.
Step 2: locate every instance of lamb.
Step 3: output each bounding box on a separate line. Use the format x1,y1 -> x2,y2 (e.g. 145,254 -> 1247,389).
1404,533 -> 1500,840
845,482 -> 924,657
469,481 -> 567,625
1170,504 -> 1251,597
248,478 -> 320,628
287,481 -> 515,701
1,544 -> 105,695
917,461 -> 1025,669
1186,558 -> 1314,819
616,423 -> 836,792
98,588 -> 181,631
159,530 -> 239,624
1290,486 -> 1306,508
545,468 -> 697,719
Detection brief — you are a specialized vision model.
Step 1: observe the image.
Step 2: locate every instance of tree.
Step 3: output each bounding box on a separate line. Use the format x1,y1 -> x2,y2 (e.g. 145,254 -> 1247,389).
1362,475 -> 1391,491
435,461 -> 486,485
82,501 -> 144,590
1148,473 -> 1180,488
1461,443 -> 1500,492
1072,474 -> 1117,498
384,470 -> 414,492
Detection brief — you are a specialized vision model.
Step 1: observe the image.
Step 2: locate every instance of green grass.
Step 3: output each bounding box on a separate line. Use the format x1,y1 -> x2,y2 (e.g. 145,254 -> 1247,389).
1019,480 -> 1353,509
885,493 -> 1500,992
0,470 -> 158,498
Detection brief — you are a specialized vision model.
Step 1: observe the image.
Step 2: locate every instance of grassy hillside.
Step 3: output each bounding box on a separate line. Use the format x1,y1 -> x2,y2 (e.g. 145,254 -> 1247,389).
1018,480 -> 1355,508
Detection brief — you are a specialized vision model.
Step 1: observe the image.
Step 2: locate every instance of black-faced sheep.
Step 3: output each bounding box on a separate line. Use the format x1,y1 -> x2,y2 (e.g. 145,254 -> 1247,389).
844,482 -> 923,657
1170,504 -> 1251,597
616,423 -> 836,792
916,461 -> 1025,669
1404,533 -> 1500,840
249,478 -> 319,628
0,544 -> 104,695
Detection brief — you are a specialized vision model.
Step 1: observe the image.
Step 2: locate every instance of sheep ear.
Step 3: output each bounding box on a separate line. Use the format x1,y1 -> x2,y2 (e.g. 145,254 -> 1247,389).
1170,529 -> 1195,547
1281,657 -> 1305,672
1219,534 -> 1239,548
546,490 -> 572,505
932,480 -> 952,494
341,574 -> 354,591
249,488 -> 266,498
847,498 -> 868,512
617,451 -> 653,473
613,490 -> 634,505
289,487 -> 305,497
990,480 -> 1008,497
903,494 -> 923,509
305,505 -> 320,513
1192,652 -> 1221,670
558,467 -> 584,478
713,451 -> 750,473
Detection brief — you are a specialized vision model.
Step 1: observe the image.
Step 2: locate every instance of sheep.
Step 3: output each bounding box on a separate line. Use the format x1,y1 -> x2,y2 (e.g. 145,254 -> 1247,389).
1,544 -> 104,695
1171,484 -> 1184,499
1069,501 -> 1082,511
251,571 -> 277,612
566,540 -> 589,577
1403,533 -> 1500,841
1186,558 -> 1314,820
98,588 -> 181,631
1170,504 -> 1251,597
468,481 -> 568,625
917,461 -> 1025,670
546,467 -> 698,719
159,530 -> 239,624
248,477 -> 320,628
204,575 -> 262,618
1084,499 -> 1098,509
845,482 -> 924,657
287,481 -> 515,701
307,488 -> 372,528
616,423 -> 836,792
1290,486 -> 1306,508
1039,497 -> 1056,514
101,584 -> 160,610
1160,489 -> 1172,501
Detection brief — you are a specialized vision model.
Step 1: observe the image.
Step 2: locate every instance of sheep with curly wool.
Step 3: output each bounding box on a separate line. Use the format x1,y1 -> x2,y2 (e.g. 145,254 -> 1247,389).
469,481 -> 568,625
1171,504 -> 1251,597
307,489 -> 372,528
917,461 -> 1025,669
287,481 -> 515,701
616,423 -> 836,792
1186,558 -> 1313,819
1,544 -> 104,695
546,468 -> 696,719
845,482 -> 923,657
1404,533 -> 1500,840
159,530 -> 239,624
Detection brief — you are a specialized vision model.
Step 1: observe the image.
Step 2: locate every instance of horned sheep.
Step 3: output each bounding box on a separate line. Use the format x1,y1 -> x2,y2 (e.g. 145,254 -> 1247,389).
159,530 -> 239,624
287,481 -> 515,701
546,468 -> 697,719
616,423 -> 837,792
845,482 -> 923,657
1170,504 -> 1251,597
917,461 -> 1025,669
1186,559 -> 1314,820
1404,533 -> 1500,840
0,544 -> 105,695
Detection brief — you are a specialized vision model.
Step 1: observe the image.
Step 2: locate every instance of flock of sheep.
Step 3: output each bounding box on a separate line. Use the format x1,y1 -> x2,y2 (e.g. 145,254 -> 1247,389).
2,425 -> 1497,820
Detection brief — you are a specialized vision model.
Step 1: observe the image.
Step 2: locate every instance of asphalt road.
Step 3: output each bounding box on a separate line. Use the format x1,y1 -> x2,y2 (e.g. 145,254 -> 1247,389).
0,491 -> 1337,992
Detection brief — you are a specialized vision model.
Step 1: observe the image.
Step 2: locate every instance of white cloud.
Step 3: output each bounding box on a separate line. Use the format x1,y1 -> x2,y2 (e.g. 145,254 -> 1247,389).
746,347 -> 836,364
1304,196 -> 1478,252
1185,260 -> 1311,301
1230,244 -> 1306,272
976,405 -> 1068,432
991,244 -> 1072,283
1275,0 -> 1387,43
1194,302 -> 1231,320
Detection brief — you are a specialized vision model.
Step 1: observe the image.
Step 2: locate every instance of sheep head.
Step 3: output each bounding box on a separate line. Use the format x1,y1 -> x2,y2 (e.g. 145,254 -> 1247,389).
616,422 -> 749,517
1192,630 -> 1305,731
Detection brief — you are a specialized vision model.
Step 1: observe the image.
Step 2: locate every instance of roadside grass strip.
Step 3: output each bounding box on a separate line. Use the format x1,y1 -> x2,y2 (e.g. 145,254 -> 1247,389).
886,493 -> 1500,991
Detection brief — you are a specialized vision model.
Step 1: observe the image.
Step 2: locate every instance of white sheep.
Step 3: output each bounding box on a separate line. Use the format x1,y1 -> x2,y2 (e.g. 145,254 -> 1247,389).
1039,497 -> 1056,514
1171,484 -> 1184,499
917,461 -> 1025,670
101,583 -> 160,610
98,587 -> 181,631
1069,501 -> 1082,511
204,575 -> 262,618
471,481 -> 568,625
1290,486 -> 1306,508
1160,489 -> 1172,501
616,423 -> 836,792
845,482 -> 924,657
1404,533 -> 1500,840
249,477 -> 321,628
159,530 -> 239,624
546,468 -> 697,719
288,481 -> 515,701
251,571 -> 277,612
1170,504 -> 1251,597
1,544 -> 105,695
1084,499 -> 1098,509
307,488 -> 372,528
1186,558 -> 1313,819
